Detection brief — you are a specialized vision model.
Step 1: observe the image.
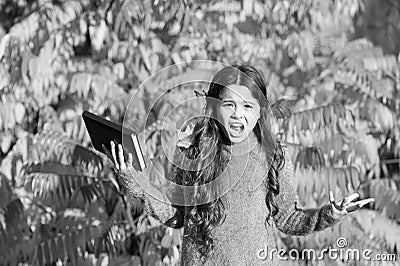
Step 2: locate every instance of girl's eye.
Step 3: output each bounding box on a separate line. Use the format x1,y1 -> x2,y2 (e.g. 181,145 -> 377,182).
223,102 -> 234,108
245,104 -> 253,109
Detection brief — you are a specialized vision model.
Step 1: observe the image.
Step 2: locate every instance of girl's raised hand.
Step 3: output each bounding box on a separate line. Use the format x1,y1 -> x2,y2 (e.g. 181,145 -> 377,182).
103,141 -> 145,198
102,141 -> 137,176
329,191 -> 375,216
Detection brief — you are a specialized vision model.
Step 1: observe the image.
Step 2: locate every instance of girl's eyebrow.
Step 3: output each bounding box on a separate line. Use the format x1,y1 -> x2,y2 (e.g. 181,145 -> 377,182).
243,100 -> 256,105
222,98 -> 256,105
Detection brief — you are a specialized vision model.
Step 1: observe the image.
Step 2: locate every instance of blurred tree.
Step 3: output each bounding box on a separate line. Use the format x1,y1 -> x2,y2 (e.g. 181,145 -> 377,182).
0,0 -> 399,265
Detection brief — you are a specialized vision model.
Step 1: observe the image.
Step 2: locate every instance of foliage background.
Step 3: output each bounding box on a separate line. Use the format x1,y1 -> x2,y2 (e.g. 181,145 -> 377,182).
0,0 -> 400,265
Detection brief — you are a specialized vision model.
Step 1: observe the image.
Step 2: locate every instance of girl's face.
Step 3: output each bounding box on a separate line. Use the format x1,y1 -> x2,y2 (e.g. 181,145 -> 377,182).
215,84 -> 261,144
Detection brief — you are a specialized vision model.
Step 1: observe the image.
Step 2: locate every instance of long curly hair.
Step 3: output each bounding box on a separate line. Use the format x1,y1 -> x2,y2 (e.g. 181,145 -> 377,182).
164,65 -> 286,262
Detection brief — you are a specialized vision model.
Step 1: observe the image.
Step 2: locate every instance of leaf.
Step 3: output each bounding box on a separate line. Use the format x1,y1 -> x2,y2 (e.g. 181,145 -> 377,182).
65,234 -> 77,266
113,63 -> 125,80
314,169 -> 324,194
48,1 -> 83,28
0,132 -> 13,154
37,244 -> 43,266
26,162 -> 98,178
50,238 -> 57,264
0,34 -> 11,59
139,43 -> 152,73
55,235 -> 65,261
271,98 -> 296,119
4,199 -> 24,229
9,12 -> 40,43
355,210 -> 400,253
349,166 -> 360,191
0,174 -> 13,209
363,55 -> 398,73
90,20 -> 108,51
327,167 -> 335,191
71,183 -> 100,204
14,103 -> 25,123
42,240 -> 51,264
90,74 -> 110,101
369,179 -> 400,220
70,73 -> 92,98
337,168 -> 348,193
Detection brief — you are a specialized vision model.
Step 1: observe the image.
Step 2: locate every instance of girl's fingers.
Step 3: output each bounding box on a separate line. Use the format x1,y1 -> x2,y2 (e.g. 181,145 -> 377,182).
330,192 -> 373,214
110,141 -> 119,169
102,144 -> 113,161
128,153 -> 134,167
340,196 -> 348,210
340,192 -> 360,210
329,191 -> 342,210
331,192 -> 361,211
329,191 -> 335,204
345,202 -> 359,212
118,144 -> 127,170
330,191 -> 341,211
346,193 -> 360,203
355,198 -> 375,207
329,191 -> 338,209
344,198 -> 375,213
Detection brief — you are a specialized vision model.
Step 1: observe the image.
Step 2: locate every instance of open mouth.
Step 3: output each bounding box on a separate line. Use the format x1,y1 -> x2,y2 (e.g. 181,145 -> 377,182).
229,122 -> 245,136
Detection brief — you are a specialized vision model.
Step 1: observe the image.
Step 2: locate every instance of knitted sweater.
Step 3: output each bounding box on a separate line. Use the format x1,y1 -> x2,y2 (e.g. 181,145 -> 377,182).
122,132 -> 342,265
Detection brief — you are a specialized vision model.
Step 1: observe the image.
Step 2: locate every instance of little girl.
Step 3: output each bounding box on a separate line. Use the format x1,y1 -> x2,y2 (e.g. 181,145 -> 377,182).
107,65 -> 374,265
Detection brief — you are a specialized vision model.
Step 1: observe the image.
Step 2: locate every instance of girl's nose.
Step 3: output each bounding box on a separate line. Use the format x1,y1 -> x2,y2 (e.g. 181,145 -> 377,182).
233,106 -> 244,119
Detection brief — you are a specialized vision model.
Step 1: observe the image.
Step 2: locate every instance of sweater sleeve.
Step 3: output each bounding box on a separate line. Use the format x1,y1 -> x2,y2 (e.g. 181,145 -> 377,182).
272,145 -> 342,235
119,169 -> 178,225
119,148 -> 185,226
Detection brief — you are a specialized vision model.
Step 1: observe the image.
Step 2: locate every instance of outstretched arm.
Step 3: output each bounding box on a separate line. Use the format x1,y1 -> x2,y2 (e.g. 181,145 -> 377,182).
119,168 -> 178,225
272,145 -> 342,235
106,141 -> 179,225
